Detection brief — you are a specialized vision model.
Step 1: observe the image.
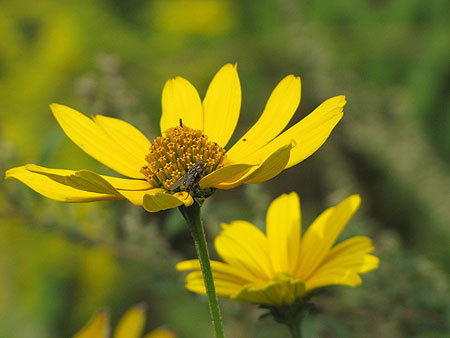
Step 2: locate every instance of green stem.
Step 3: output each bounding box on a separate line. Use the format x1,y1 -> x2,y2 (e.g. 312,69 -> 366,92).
287,320 -> 302,338
267,300 -> 311,338
179,202 -> 225,338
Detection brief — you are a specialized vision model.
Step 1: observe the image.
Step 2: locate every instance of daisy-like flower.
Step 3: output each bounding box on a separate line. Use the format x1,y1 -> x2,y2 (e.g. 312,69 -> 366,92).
176,193 -> 379,306
73,304 -> 175,338
5,64 -> 345,212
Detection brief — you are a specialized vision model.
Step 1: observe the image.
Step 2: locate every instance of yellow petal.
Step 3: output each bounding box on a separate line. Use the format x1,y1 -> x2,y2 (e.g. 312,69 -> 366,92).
160,77 -> 203,133
266,192 -> 301,275
359,255 -> 379,273
99,177 -> 151,191
317,254 -> 379,276
177,259 -> 250,285
26,164 -> 123,197
295,194 -> 361,280
305,269 -> 362,291
184,273 -> 244,296
186,270 -> 247,293
51,104 -> 146,178
119,189 -> 154,206
5,166 -> 121,202
226,75 -> 301,160
326,236 -> 375,261
73,310 -> 109,338
199,163 -> 256,189
243,96 -> 346,168
176,259 -> 200,271
22,164 -> 154,206
25,164 -> 151,190
94,115 -> 151,165
320,236 -> 379,273
203,64 -> 241,147
240,142 -> 293,185
214,143 -> 292,189
305,237 -> 376,290
143,328 -> 176,338
143,191 -> 193,212
113,304 -> 146,338
215,221 -> 273,281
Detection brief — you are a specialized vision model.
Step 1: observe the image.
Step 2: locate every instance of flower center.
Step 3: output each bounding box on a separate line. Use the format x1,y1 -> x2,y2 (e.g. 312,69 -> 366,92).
141,122 -> 226,191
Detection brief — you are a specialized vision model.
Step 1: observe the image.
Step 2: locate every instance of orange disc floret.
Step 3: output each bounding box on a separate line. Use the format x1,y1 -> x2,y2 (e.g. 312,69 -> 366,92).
141,123 -> 226,190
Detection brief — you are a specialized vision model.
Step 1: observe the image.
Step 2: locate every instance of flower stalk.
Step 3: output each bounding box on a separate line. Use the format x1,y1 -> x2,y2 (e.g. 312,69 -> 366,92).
179,202 -> 225,338
264,299 -> 314,338
287,321 -> 303,338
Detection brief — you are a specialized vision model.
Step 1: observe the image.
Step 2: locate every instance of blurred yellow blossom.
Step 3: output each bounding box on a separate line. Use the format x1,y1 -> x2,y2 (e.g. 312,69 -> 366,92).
177,193 -> 379,306
73,304 -> 175,338
151,0 -> 236,37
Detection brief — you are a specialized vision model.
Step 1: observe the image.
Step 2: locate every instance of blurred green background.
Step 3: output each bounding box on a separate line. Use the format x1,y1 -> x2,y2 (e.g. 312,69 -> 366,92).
1,0 -> 449,337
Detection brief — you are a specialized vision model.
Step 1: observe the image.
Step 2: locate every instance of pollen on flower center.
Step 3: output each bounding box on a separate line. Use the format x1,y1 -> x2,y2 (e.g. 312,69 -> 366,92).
141,122 -> 226,191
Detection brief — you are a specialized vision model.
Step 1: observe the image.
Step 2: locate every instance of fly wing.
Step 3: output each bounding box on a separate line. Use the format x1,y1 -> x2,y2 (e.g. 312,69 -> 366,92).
170,174 -> 185,191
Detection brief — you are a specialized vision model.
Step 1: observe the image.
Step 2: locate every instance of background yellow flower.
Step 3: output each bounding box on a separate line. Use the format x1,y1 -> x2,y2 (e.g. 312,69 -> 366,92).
177,193 -> 379,305
74,304 -> 175,338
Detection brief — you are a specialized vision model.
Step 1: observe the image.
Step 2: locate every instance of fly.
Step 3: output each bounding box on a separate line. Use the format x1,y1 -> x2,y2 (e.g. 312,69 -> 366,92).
170,161 -> 205,196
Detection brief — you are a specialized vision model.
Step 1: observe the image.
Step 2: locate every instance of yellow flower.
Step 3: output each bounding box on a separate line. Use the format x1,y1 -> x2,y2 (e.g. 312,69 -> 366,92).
73,304 -> 175,338
177,193 -> 379,306
5,64 -> 345,212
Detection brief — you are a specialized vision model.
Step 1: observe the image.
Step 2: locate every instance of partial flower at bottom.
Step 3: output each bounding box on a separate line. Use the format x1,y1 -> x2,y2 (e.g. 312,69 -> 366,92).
177,192 -> 379,306
73,303 -> 175,338
6,64 -> 345,212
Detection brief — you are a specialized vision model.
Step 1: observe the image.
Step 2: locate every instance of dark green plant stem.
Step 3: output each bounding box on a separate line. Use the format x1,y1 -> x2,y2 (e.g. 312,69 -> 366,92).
179,202 -> 225,338
287,320 -> 302,338
265,299 -> 313,338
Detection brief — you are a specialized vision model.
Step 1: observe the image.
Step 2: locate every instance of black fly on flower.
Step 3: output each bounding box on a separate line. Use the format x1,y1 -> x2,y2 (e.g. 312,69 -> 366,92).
170,161 -> 206,197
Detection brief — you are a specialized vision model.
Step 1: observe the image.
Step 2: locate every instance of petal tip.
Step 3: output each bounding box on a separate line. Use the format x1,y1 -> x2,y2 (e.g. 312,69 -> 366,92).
5,165 -> 30,180
285,74 -> 301,82
176,260 -> 196,271
219,63 -> 238,75
49,102 -> 62,109
349,194 -> 362,209
24,163 -> 38,171
49,102 -> 68,113
372,255 -> 380,269
4,169 -> 14,180
132,302 -> 147,313
288,191 -> 299,200
337,95 -> 347,106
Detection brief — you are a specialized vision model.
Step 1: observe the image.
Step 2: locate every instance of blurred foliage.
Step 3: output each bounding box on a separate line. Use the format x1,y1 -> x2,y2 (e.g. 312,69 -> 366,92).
1,0 -> 449,337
